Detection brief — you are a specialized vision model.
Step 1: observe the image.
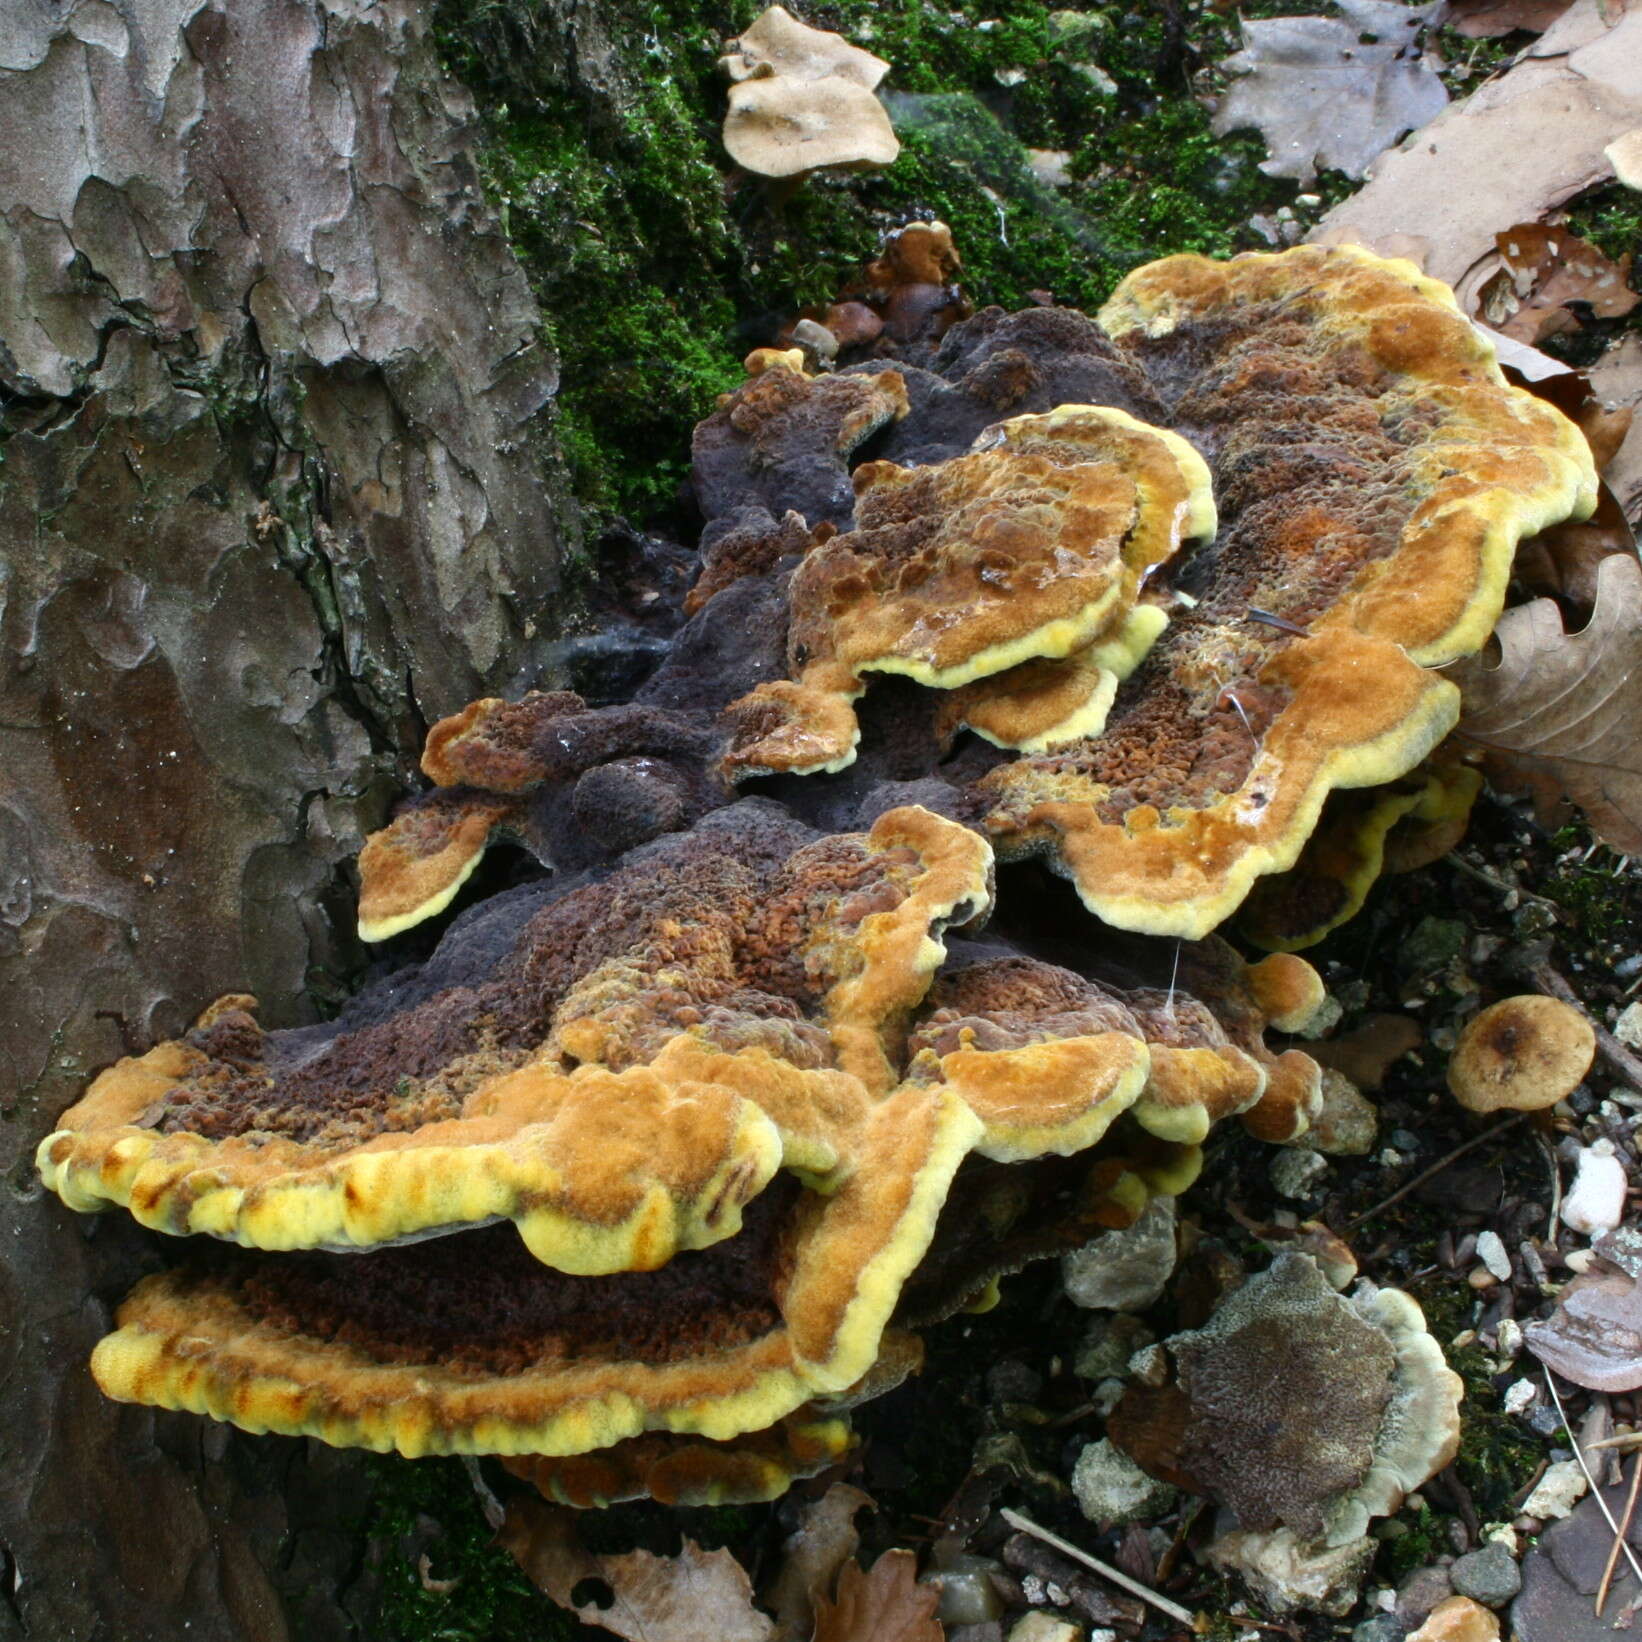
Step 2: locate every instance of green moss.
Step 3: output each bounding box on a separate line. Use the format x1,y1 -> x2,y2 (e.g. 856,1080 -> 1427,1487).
433,0 -> 1358,530
363,1457 -> 590,1641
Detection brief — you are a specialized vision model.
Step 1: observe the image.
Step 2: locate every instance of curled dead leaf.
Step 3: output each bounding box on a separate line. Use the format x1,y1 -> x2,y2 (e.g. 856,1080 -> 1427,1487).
1478,221 -> 1639,344
769,1483 -> 876,1642
500,1497 -> 775,1642
1211,0 -> 1446,182
1451,551 -> 1642,854
811,1550 -> 944,1642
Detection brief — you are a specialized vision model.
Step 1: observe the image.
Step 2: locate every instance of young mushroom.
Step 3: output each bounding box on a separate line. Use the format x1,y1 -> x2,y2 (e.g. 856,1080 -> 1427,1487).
1447,993 -> 1596,1113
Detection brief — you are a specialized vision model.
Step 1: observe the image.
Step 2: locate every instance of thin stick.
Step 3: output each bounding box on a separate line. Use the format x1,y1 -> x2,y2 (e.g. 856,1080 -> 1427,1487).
1000,1507 -> 1197,1628
1343,1114 -> 1528,1232
1544,1371 -> 1642,1591
1537,1132 -> 1563,1245
1597,1448 -> 1642,1616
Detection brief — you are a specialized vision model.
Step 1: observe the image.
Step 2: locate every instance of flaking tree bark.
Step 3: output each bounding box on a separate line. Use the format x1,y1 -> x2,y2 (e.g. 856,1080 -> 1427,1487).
0,2 -> 575,1634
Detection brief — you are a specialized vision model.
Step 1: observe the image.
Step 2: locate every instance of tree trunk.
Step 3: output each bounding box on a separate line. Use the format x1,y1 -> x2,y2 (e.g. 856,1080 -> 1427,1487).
0,2 -> 573,1634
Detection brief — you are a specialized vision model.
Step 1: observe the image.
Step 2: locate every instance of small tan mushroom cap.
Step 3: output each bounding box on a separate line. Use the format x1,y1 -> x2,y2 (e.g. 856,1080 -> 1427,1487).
724,76 -> 899,177
721,6 -> 890,90
1448,994 -> 1595,1113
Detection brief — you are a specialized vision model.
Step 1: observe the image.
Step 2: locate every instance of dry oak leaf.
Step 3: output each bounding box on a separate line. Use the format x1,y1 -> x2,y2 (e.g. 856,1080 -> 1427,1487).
500,1497 -> 774,1641
1452,550 -> 1642,854
1478,222 -> 1638,344
1212,0 -> 1448,181
811,1550 -> 944,1642
769,1483 -> 875,1642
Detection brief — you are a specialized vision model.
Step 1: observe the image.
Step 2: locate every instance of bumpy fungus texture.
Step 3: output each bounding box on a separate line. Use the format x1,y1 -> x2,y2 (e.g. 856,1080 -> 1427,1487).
1111,1253 -> 1462,1548
57,242 -> 1538,1509
722,244 -> 1596,938
722,405 -> 1214,780
356,690 -> 721,941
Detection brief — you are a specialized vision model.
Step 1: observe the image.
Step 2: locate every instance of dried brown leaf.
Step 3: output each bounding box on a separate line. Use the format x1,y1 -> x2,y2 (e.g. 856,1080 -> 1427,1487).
1306,1013 -> 1425,1089
1479,222 -> 1639,343
500,1497 -> 775,1642
1514,478 -> 1638,615
769,1484 -> 875,1642
1308,2 -> 1642,291
1443,0 -> 1578,36
810,1550 -> 944,1642
1452,552 -> 1642,854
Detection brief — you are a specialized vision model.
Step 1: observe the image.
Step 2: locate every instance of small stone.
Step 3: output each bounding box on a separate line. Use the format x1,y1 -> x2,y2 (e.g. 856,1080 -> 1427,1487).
1615,1000 -> 1642,1048
1071,1438 -> 1177,1525
1008,1615 -> 1083,1642
924,1557 -> 1006,1625
1026,148 -> 1072,187
1468,1266 -> 1498,1290
1407,1595 -> 1500,1642
1525,1403 -> 1565,1438
1476,1231 -> 1512,1282
1520,1459 -> 1589,1520
1395,1563 -> 1454,1629
1074,1313 -> 1154,1381
1304,1068 -> 1379,1155
1563,1247 -> 1597,1273
1352,1617 -> 1403,1642
1495,1318 -> 1523,1361
1450,1540 -> 1522,1608
1562,1146 -> 1628,1235
1270,1147 -> 1328,1199
1127,1343 -> 1168,1386
1503,1378 -> 1537,1416
1063,1197 -> 1177,1311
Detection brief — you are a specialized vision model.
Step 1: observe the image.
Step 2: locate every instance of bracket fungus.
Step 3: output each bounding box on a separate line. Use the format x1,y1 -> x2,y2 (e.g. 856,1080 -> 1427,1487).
41,239 -> 1579,1514
1110,1253 -> 1462,1609
717,244 -> 1595,938
720,7 -> 899,181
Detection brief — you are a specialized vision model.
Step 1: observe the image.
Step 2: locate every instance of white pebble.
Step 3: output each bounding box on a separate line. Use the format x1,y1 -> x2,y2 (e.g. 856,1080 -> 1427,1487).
1616,1000 -> 1642,1048
1503,1377 -> 1537,1415
1496,1317 -> 1524,1360
1562,1146 -> 1629,1235
1522,1458 -> 1590,1520
1477,1230 -> 1512,1282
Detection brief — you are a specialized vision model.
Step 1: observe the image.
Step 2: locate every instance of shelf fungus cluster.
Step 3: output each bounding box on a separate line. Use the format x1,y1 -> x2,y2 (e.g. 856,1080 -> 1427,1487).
37,244 -> 1596,1509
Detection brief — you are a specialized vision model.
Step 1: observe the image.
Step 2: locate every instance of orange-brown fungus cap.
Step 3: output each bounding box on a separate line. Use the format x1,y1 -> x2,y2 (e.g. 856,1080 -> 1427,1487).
356,789 -> 526,943
356,691 -> 720,940
504,1404 -> 857,1508
980,245 -> 1596,938
722,404 -> 1213,779
1448,994 -> 1596,1113
39,805 -> 992,1272
1239,754 -> 1482,952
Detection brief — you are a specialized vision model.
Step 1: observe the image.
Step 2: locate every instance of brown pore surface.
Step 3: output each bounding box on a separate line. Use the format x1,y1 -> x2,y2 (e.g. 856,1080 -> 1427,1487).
1168,1253 -> 1397,1539
502,1401 -> 855,1509
979,246 -> 1595,937
237,1181 -> 799,1376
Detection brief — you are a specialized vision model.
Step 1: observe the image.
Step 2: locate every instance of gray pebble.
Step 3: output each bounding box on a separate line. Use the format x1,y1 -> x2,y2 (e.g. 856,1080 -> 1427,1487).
1450,1539 -> 1522,1607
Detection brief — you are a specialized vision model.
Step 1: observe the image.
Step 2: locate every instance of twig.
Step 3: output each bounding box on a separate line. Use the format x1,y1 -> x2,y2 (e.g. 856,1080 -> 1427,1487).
1445,851 -> 1564,917
1538,1132 -> 1563,1247
1342,1114 -> 1528,1232
1000,1508 -> 1198,1628
1529,963 -> 1642,1109
1598,1448 -> 1642,1617
1545,1370 -> 1642,1591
